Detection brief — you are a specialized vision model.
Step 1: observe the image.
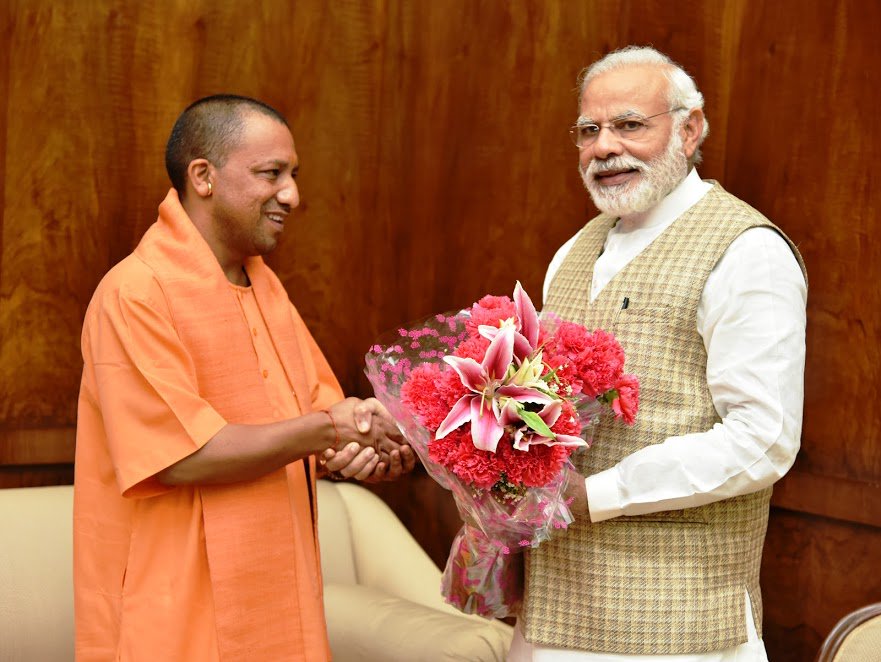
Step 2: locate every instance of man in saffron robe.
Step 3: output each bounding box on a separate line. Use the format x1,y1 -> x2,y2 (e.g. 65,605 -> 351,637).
74,95 -> 415,661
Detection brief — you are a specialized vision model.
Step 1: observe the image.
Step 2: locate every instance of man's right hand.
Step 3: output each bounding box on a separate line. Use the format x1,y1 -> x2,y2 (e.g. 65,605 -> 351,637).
322,397 -> 415,481
327,397 -> 406,457
157,397 -> 410,487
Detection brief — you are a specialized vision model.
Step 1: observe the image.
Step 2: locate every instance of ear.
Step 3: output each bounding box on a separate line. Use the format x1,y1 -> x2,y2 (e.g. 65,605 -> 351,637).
679,108 -> 704,161
186,159 -> 214,198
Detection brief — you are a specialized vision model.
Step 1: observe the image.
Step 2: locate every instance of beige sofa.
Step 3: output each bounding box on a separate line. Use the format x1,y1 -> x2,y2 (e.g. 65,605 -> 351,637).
317,480 -> 512,661
0,484 -> 73,662
0,481 -> 511,661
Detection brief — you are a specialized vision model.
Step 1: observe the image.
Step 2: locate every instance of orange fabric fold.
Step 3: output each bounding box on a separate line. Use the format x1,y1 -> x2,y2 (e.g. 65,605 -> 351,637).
135,190 -> 326,660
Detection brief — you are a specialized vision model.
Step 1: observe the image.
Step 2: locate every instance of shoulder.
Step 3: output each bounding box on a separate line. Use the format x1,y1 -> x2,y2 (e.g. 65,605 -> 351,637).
704,182 -> 772,226
85,253 -> 171,322
727,227 -> 805,274
560,213 -> 616,254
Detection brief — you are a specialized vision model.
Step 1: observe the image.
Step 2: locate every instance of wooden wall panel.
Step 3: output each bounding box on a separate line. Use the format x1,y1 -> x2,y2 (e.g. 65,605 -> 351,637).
1,0 -> 879,656
723,0 -> 881,487
762,509 -> 881,661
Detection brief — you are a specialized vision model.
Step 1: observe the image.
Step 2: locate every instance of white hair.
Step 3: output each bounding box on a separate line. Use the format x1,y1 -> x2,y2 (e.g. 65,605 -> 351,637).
579,46 -> 709,165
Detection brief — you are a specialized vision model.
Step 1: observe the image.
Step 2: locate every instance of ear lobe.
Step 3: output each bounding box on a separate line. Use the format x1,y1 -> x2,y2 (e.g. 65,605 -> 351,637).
186,159 -> 213,198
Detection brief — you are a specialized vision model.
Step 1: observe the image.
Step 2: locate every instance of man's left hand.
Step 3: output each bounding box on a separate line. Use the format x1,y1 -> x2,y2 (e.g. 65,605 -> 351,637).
320,441 -> 417,483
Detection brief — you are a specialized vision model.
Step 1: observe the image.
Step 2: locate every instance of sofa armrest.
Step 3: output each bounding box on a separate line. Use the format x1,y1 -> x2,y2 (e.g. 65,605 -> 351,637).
322,481 -> 458,613
324,583 -> 511,662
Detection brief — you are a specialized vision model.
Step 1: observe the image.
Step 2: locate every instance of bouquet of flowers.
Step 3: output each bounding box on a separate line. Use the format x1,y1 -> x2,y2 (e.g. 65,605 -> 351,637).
364,282 -> 638,618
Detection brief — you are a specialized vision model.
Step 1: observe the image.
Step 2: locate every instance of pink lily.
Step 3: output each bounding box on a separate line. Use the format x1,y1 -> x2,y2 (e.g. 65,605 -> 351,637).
436,325 -> 555,452
499,399 -> 588,451
478,281 -> 540,361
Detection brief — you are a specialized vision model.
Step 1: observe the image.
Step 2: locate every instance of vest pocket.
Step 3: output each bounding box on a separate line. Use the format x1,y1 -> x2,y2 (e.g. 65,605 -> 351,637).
614,303 -> 686,326
621,507 -> 708,524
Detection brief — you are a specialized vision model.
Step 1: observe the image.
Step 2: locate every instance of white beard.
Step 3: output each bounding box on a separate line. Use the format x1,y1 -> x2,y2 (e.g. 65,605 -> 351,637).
580,130 -> 689,217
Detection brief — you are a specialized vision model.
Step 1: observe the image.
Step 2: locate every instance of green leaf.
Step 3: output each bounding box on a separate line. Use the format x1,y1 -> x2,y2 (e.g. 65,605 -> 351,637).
519,410 -> 556,438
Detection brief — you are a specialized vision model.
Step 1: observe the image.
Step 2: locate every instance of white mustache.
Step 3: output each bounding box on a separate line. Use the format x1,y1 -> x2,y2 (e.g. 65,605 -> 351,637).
584,155 -> 647,178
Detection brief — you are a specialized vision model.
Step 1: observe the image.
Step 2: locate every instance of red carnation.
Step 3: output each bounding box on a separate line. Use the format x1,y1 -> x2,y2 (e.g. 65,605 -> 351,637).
453,334 -> 491,362
610,373 -> 639,425
429,429 -> 503,489
547,325 -> 625,398
401,364 -> 467,431
466,295 -> 516,334
496,440 -> 570,488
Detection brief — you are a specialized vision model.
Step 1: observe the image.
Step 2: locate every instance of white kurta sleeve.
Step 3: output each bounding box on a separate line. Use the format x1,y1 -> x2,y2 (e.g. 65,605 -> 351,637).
586,226 -> 807,521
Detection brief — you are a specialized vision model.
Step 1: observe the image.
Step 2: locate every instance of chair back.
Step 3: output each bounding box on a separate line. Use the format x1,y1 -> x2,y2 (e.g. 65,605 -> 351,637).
816,602 -> 881,661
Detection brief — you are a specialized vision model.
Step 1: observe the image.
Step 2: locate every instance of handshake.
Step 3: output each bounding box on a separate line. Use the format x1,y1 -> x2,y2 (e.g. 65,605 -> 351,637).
319,397 -> 416,482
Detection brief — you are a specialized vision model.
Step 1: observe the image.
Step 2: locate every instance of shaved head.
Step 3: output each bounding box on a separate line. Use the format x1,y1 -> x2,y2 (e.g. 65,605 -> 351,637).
165,94 -> 289,197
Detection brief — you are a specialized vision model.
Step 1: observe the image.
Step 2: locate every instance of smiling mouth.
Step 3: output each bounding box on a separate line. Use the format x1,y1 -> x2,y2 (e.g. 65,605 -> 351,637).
265,212 -> 286,226
596,167 -> 638,179
594,168 -> 640,186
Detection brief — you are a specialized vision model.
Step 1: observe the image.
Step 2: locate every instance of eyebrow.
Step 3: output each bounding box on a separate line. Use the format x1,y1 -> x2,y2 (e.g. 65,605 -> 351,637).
251,158 -> 298,172
577,109 -> 645,125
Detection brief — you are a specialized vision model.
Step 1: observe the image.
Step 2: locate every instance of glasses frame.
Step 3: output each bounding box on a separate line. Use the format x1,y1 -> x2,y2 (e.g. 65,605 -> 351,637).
569,107 -> 687,148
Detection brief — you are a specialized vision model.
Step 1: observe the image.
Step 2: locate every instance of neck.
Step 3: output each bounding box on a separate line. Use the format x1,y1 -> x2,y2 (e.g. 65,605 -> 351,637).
181,196 -> 250,286
227,265 -> 250,287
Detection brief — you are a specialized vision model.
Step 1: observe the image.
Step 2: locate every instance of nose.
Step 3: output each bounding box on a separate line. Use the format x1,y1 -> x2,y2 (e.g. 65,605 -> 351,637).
277,176 -> 300,209
590,125 -> 625,161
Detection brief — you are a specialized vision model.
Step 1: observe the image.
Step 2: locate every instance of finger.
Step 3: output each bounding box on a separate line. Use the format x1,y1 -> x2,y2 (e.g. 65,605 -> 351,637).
352,455 -> 380,481
323,442 -> 361,473
364,397 -> 386,413
362,461 -> 388,484
381,450 -> 403,481
352,412 -> 373,434
337,447 -> 376,478
399,445 -> 417,473
376,434 -> 406,455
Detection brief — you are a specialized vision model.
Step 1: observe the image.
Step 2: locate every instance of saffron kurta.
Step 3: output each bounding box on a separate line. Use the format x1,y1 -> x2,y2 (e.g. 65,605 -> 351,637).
74,189 -> 343,661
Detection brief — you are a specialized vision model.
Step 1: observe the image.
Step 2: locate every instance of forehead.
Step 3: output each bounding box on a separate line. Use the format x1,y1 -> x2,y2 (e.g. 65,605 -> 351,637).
579,65 -> 670,118
227,112 -> 296,163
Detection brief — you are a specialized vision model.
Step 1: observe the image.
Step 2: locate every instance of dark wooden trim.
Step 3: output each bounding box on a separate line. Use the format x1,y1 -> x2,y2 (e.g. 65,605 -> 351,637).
772,469 -> 881,529
0,428 -> 76,465
815,601 -> 881,661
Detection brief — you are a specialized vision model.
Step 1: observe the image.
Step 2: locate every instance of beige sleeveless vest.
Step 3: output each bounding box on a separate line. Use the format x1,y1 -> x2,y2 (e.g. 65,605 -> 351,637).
523,182 -> 807,654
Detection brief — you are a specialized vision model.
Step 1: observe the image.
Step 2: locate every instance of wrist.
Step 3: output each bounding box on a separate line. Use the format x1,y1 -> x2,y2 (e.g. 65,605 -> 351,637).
321,409 -> 342,452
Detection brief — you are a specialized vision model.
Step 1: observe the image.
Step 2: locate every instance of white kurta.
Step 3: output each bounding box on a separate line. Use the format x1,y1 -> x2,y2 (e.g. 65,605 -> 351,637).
510,170 -> 807,661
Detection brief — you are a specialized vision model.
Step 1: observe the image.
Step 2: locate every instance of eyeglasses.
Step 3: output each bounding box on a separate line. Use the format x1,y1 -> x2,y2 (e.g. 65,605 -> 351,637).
569,107 -> 686,148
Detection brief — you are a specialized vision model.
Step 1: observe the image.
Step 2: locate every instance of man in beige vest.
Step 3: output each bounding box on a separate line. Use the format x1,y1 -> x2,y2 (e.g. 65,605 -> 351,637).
510,47 -> 807,661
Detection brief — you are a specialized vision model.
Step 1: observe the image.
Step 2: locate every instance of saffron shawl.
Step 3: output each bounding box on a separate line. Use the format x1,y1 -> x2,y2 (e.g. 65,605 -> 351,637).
134,189 -> 324,660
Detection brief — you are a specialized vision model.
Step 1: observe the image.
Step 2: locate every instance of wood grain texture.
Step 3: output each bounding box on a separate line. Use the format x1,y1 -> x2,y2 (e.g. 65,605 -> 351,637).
772,470 -> 881,529
1,0 -> 878,655
0,428 -> 74,464
0,464 -> 73,489
762,509 -> 881,661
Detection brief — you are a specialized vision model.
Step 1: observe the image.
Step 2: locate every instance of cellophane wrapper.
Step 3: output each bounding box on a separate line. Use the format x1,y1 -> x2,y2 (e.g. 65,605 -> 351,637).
364,310 -> 603,619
